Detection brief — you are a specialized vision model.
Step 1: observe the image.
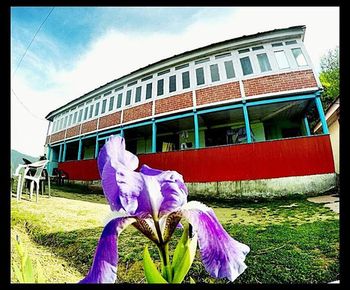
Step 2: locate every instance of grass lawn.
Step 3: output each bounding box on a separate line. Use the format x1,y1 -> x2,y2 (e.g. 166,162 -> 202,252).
10,183 -> 339,284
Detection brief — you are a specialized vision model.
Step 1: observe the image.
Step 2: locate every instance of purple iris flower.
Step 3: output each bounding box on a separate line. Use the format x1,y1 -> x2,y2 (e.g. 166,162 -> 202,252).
80,135 -> 249,283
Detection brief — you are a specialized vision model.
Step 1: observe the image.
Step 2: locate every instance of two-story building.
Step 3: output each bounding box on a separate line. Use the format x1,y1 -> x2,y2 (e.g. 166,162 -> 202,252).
44,25 -> 336,199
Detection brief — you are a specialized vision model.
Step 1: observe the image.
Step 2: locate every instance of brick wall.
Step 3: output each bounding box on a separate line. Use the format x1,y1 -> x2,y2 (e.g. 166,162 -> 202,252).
196,82 -> 241,106
50,130 -> 65,143
155,92 -> 193,115
66,125 -> 81,138
81,119 -> 98,134
243,70 -> 318,97
98,111 -> 121,129
123,102 -> 152,123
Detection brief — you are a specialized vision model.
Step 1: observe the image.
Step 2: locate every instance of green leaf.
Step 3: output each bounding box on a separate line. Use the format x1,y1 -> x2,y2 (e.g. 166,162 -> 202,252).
172,225 -> 190,270
12,264 -> 24,283
36,260 -> 44,283
171,226 -> 198,283
22,255 -> 35,283
143,246 -> 168,284
189,276 -> 196,284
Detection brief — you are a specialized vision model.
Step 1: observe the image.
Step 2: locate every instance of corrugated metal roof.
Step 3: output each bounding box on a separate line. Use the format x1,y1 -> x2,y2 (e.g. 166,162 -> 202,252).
45,25 -> 306,120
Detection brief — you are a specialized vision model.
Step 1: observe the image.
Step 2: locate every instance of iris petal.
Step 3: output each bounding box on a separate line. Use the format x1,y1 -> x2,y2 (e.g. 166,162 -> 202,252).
181,201 -> 250,282
79,217 -> 135,283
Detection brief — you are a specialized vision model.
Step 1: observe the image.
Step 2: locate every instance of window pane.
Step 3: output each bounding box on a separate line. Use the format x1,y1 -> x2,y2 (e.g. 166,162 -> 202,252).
169,75 -> 176,92
224,60 -> 235,79
126,90 -> 132,105
146,83 -> 152,99
182,71 -> 190,89
292,48 -> 307,66
240,57 -> 253,75
196,67 -> 205,85
94,102 -> 100,116
68,114 -> 72,126
89,105 -> 94,118
109,96 -> 114,111
84,107 -> 88,120
274,50 -> 290,69
117,93 -> 123,108
257,53 -> 272,72
210,64 -> 220,82
135,86 -> 142,102
101,99 -> 107,114
73,111 -> 78,123
157,79 -> 164,96
64,116 -> 68,128
78,109 -> 83,122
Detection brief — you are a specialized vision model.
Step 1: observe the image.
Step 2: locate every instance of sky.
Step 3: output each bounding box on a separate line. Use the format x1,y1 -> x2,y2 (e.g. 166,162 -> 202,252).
10,6 -> 339,157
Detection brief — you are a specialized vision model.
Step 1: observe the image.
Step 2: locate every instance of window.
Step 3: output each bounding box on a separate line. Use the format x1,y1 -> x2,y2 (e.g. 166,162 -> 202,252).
195,58 -> 210,65
135,86 -> 142,102
158,69 -> 170,76
101,99 -> 107,114
126,90 -> 132,105
68,114 -> 73,126
257,53 -> 272,72
238,48 -> 250,54
146,83 -> 152,99
274,50 -> 290,69
292,48 -> 307,66
142,75 -> 153,81
169,75 -> 176,92
64,116 -> 68,128
215,52 -> 231,59
175,63 -> 189,70
182,71 -> 190,89
157,79 -> 164,96
73,111 -> 78,124
252,46 -> 264,51
285,40 -> 297,45
78,109 -> 83,122
89,104 -> 94,118
94,102 -> 100,116
224,60 -> 235,79
108,96 -> 114,111
240,56 -> 253,75
196,67 -> 205,85
272,42 -> 283,47
83,106 -> 89,120
210,64 -> 220,82
59,118 -> 63,130
117,93 -> 123,108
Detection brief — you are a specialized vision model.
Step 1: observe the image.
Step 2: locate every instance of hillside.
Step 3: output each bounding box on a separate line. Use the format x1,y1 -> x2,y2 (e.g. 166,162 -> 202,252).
11,149 -> 38,175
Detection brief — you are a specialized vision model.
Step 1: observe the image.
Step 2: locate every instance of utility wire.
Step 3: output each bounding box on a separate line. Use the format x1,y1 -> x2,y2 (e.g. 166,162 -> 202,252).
11,7 -> 55,121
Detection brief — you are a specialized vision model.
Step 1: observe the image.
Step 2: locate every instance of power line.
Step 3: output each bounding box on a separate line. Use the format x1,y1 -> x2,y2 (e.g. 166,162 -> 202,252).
12,7 -> 55,78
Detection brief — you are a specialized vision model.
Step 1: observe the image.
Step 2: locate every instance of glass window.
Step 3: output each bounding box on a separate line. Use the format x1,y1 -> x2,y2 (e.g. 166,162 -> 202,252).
240,56 -> 253,75
195,58 -> 210,65
292,48 -> 307,66
238,48 -> 250,54
274,50 -> 290,69
157,79 -> 164,96
224,60 -> 235,79
169,75 -> 176,92
272,42 -> 283,47
285,40 -> 297,45
101,99 -> 107,114
64,116 -> 68,128
252,46 -> 264,51
257,53 -> 272,72
196,67 -> 205,85
78,109 -> 83,122
117,93 -> 123,108
135,86 -> 142,102
73,111 -> 78,124
83,107 -> 89,120
126,90 -> 132,105
59,118 -> 63,130
215,52 -> 231,59
89,104 -> 94,118
94,102 -> 100,116
182,71 -> 190,89
68,114 -> 73,126
146,83 -> 152,99
175,63 -> 189,70
210,64 -> 220,82
108,96 -> 114,111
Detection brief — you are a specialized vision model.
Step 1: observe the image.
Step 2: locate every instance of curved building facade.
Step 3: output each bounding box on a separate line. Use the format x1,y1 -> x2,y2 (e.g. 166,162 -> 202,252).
44,26 -> 336,198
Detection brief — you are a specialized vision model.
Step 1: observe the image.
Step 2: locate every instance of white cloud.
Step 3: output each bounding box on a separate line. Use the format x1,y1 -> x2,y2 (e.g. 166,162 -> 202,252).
11,7 -> 339,156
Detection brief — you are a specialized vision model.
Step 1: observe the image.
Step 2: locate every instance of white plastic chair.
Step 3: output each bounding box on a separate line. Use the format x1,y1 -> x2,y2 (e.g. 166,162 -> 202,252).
13,164 -> 30,201
22,160 -> 51,202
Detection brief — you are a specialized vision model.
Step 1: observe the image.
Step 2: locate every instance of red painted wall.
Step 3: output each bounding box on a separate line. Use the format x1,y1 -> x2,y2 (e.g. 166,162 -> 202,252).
58,135 -> 335,182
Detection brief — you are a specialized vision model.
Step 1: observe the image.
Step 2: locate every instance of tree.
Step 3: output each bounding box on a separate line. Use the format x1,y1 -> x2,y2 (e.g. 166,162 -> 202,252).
319,46 -> 339,109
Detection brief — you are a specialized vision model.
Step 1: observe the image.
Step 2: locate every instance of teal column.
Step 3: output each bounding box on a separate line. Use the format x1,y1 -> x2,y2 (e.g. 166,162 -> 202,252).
58,144 -> 62,162
194,112 -> 200,148
303,116 -> 311,136
47,145 -> 51,160
77,138 -> 82,160
243,104 -> 252,143
315,95 -> 329,134
152,121 -> 157,153
95,136 -> 99,158
62,143 -> 67,162
120,128 -> 124,137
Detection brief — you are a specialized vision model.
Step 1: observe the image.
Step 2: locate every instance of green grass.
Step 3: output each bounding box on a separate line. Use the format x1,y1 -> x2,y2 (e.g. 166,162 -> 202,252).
11,187 -> 339,284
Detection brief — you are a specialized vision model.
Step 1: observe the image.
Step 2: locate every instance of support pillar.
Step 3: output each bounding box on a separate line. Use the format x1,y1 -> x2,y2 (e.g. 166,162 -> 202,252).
77,138 -> 82,160
243,104 -> 252,143
315,94 -> 329,134
194,112 -> 200,148
62,143 -> 67,162
95,136 -> 99,158
303,116 -> 311,136
58,144 -> 62,162
152,121 -> 157,153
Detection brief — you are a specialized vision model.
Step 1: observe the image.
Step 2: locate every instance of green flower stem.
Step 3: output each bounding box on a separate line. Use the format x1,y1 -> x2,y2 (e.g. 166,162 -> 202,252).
154,219 -> 172,282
